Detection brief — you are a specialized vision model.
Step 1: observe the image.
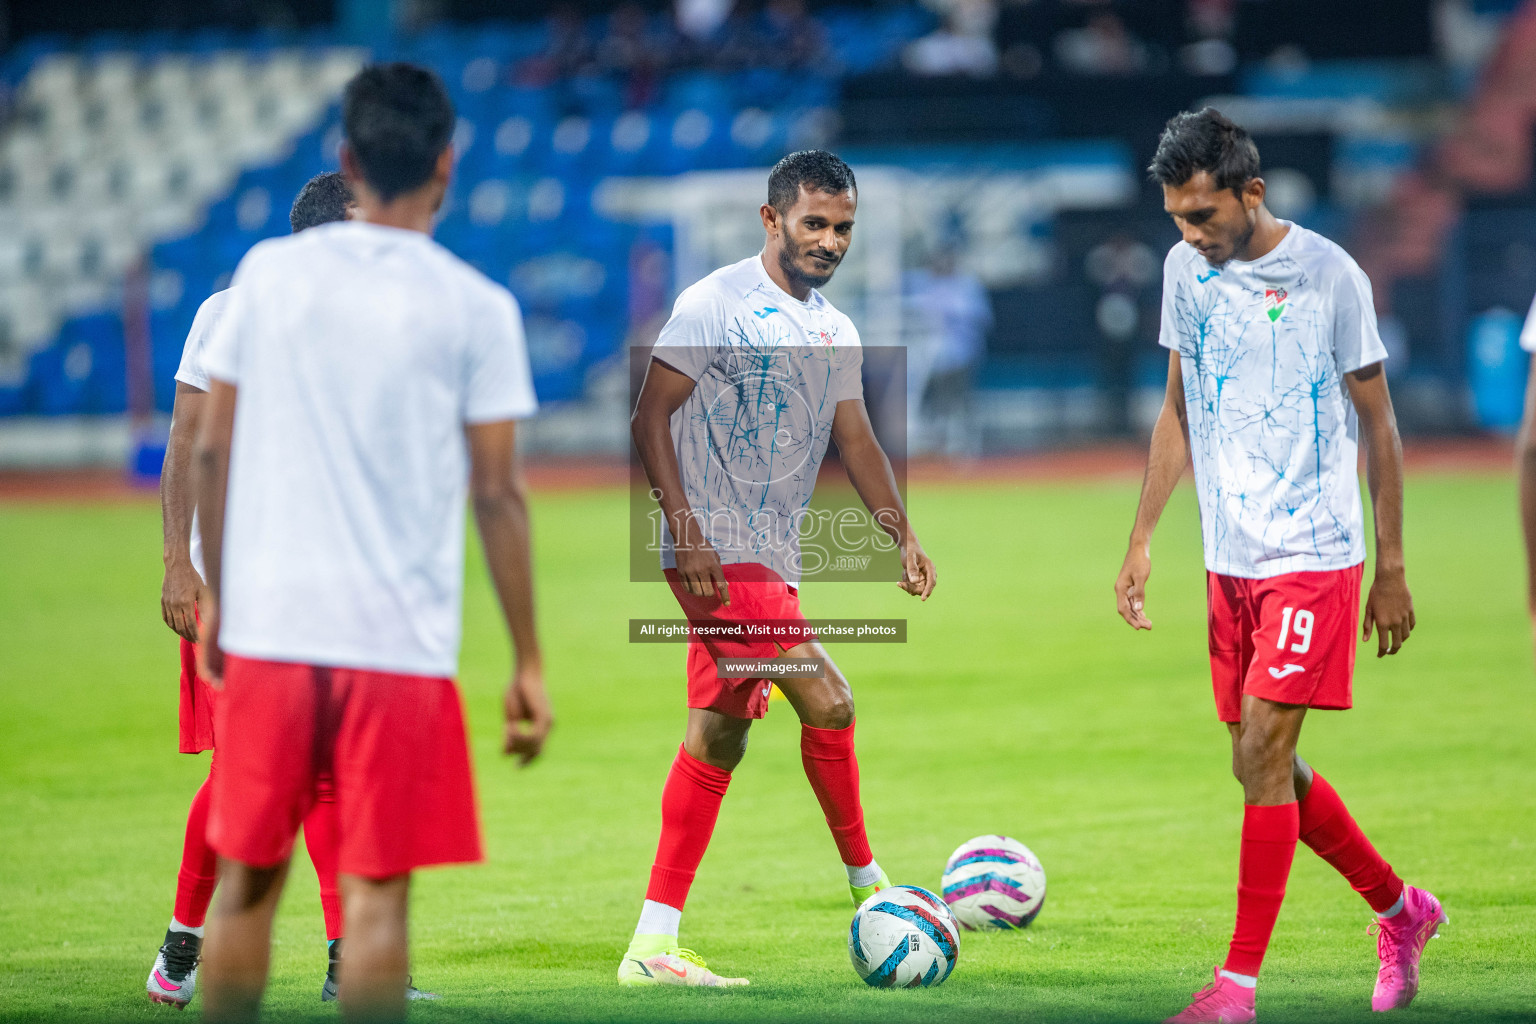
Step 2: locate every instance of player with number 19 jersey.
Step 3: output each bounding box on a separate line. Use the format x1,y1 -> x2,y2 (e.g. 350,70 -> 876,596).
1158,221 -> 1384,720
1122,109 -> 1437,1024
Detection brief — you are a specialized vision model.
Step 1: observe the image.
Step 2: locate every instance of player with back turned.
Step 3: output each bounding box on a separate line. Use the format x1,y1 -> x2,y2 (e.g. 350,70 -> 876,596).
621,150 -> 937,987
190,63 -> 549,1023
146,171 -> 431,1009
1114,109 -> 1443,1022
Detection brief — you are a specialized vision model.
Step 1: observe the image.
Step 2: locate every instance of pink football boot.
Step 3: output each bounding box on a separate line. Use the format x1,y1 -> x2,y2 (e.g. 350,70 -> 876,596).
1370,886 -> 1447,1011
1163,968 -> 1257,1024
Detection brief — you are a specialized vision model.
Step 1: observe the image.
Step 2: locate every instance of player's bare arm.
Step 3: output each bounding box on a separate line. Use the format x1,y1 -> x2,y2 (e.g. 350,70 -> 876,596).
1116,349 -> 1190,630
1345,362 -> 1415,657
467,418 -> 552,766
829,397 -> 935,600
1517,357 -> 1536,639
190,379 -> 237,684
160,381 -> 207,643
631,357 -> 728,604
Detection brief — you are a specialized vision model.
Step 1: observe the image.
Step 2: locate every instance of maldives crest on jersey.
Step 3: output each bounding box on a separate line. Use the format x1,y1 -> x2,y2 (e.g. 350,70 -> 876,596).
808,326 -> 837,348
1264,287 -> 1288,322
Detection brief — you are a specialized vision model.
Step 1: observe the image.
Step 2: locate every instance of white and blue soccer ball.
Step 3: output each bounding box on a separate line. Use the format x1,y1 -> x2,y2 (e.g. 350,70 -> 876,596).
848,884 -> 960,988
941,834 -> 1047,931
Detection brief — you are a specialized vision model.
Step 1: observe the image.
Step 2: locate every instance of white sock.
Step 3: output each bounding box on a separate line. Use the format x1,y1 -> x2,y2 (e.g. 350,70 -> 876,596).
1219,970 -> 1258,989
846,859 -> 883,888
1378,892 -> 1406,919
634,899 -> 681,940
168,917 -> 205,939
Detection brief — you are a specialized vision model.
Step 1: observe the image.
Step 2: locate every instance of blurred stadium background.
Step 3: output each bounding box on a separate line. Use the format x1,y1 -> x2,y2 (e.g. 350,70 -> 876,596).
0,0 -> 1532,470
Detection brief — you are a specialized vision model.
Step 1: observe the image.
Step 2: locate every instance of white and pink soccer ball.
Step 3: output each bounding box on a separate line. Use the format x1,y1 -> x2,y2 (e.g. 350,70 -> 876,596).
941,834 -> 1047,931
848,885 -> 960,988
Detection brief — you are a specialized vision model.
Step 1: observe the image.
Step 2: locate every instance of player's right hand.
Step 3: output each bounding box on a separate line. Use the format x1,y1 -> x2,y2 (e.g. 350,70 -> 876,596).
161,561 -> 204,643
1115,546 -> 1153,630
676,541 -> 729,605
503,662 -> 553,767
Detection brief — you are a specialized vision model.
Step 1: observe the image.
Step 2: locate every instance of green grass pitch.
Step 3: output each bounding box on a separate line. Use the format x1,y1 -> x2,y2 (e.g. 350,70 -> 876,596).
1,472 -> 1533,1023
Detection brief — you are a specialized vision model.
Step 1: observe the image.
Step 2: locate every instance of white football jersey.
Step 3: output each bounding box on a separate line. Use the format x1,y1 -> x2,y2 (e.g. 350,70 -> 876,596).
1158,222 -> 1388,579
651,255 -> 864,585
203,221 -> 537,677
173,288 -> 233,582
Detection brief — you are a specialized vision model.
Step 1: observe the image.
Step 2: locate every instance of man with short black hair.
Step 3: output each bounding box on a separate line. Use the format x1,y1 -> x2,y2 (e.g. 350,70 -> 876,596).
1116,107 -> 1441,1022
619,150 -> 936,987
289,170 -> 355,233
147,170 -> 367,1010
192,63 -> 549,1022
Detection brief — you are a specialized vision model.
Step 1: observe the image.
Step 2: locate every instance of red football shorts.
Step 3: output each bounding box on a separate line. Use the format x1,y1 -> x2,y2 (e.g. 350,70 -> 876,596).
178,638 -> 217,753
665,561 -> 815,720
1207,563 -> 1364,723
208,654 -> 483,878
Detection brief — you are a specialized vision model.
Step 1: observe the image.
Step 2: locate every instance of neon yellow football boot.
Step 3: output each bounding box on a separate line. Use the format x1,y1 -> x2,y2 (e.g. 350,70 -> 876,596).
851,870 -> 892,907
617,935 -> 748,988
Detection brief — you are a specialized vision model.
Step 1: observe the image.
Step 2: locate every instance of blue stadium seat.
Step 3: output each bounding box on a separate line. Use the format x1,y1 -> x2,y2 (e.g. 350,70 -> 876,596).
28,313 -> 127,415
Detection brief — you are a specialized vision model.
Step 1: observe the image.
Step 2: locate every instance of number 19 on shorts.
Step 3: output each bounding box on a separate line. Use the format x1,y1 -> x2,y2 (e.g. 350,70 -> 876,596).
1277,607 -> 1313,654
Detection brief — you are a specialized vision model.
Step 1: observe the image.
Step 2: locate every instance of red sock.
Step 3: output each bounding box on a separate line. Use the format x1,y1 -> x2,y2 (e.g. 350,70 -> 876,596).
1299,772 -> 1405,914
303,774 -> 343,941
1223,802 -> 1299,979
645,746 -> 732,910
800,722 -> 873,868
172,774 -> 219,928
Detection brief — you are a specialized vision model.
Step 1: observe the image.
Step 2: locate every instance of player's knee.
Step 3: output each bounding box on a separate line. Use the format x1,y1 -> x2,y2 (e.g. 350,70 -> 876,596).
705,736 -> 747,770
818,694 -> 855,730
1236,728 -> 1292,784
689,728 -> 747,771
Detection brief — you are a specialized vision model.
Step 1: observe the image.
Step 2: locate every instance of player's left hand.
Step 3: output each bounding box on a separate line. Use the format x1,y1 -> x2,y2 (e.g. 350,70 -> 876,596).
161,561 -> 205,643
898,539 -> 936,600
1362,568 -> 1415,657
503,662 -> 553,767
196,599 -> 224,686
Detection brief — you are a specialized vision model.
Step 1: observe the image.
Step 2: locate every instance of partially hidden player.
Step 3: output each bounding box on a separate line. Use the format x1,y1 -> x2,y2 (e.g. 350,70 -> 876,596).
190,63 -> 549,1023
620,150 -> 937,987
1514,290 -> 1536,653
1114,109 -> 1442,1023
146,171 -> 439,1007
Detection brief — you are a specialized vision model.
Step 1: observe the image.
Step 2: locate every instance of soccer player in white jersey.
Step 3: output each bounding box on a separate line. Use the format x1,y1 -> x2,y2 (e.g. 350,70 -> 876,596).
189,63 -> 550,1023
1113,109 -> 1442,1022
145,171 -> 411,1009
619,150 -> 937,987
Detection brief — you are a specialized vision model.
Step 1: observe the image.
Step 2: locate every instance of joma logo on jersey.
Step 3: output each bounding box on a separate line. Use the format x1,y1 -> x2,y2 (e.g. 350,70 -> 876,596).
1264,288 -> 1288,322
753,307 -> 779,319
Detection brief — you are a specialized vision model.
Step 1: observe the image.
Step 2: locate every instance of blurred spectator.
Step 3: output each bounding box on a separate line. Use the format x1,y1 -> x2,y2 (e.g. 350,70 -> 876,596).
1084,232 -> 1157,435
1180,0 -> 1237,72
515,5 -> 595,87
595,3 -> 674,106
994,0 -> 1059,79
904,0 -> 1000,77
514,0 -> 836,86
1054,10 -> 1149,75
676,0 -> 735,43
760,0 -> 830,71
1188,0 -> 1235,40
709,3 -> 765,70
903,245 -> 993,455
